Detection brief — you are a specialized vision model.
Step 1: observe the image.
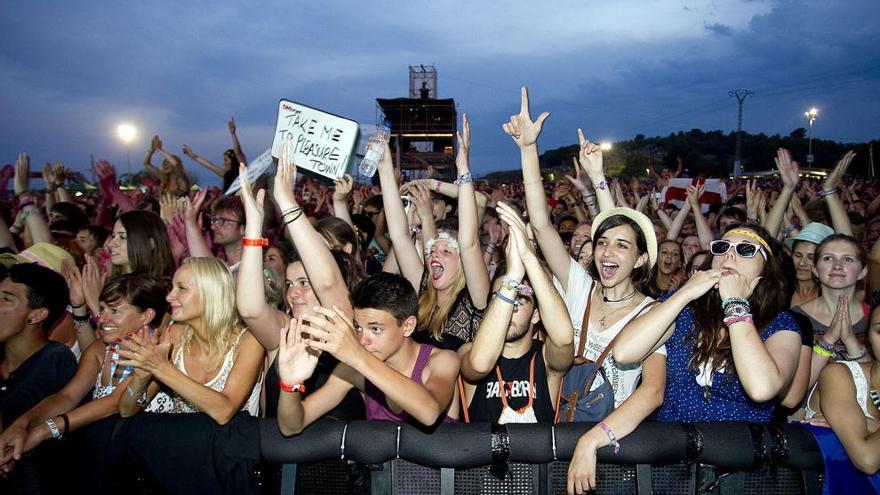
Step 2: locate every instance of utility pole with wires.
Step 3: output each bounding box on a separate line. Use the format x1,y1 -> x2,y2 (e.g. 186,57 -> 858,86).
728,89 -> 754,178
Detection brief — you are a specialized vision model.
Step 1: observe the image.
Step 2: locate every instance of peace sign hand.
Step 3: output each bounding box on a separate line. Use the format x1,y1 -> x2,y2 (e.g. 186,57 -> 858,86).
502,87 -> 550,148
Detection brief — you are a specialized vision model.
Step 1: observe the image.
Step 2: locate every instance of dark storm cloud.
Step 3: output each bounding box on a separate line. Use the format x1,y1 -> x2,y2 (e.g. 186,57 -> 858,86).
0,0 -> 878,182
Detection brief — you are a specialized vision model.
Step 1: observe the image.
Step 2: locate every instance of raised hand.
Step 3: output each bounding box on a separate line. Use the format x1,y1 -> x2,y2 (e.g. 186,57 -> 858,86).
301,306 -> 364,366
239,164 -> 265,230
745,180 -> 758,220
824,151 -> 857,192
680,269 -> 722,302
332,174 -> 354,202
686,183 -> 704,211
228,117 -> 237,134
182,144 -> 195,158
81,255 -> 106,315
277,316 -> 320,386
60,260 -> 86,309
14,152 -> 29,195
93,160 -> 118,199
501,87 -> 550,148
774,148 -> 800,190
456,112 -> 471,171
717,271 -> 761,301
151,135 -> 162,151
576,129 -> 604,179
273,139 -> 298,208
565,156 -> 588,194
42,162 -> 56,188
496,201 -> 537,264
183,189 -> 208,224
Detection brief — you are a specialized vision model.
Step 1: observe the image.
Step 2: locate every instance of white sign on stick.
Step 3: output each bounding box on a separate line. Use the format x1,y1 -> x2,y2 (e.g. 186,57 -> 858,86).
271,99 -> 359,180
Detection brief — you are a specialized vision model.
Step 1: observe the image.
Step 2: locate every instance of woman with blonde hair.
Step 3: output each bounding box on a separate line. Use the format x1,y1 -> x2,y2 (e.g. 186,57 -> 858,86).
377,113 -> 489,350
117,257 -> 264,423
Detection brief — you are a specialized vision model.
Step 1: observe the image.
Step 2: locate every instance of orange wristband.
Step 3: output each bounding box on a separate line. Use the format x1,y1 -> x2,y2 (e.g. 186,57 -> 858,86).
279,380 -> 305,393
242,237 -> 269,247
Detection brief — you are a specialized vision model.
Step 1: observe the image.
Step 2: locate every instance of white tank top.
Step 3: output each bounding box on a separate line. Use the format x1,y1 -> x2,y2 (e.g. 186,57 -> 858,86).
805,361 -> 876,420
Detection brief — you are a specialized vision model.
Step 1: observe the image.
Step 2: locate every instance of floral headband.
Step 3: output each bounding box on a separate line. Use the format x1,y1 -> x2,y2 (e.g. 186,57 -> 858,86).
424,231 -> 460,257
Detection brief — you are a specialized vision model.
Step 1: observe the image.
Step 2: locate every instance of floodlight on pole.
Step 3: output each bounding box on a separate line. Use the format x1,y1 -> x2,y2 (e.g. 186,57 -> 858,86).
116,123 -> 137,175
600,142 -> 613,152
805,108 -> 818,169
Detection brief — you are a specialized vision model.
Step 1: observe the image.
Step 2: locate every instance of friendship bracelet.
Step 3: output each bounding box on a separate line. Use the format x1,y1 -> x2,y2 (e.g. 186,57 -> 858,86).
818,188 -> 838,198
242,237 -> 269,247
815,338 -> 836,353
592,179 -> 608,191
45,418 -> 62,440
282,210 -> 304,226
846,347 -> 867,361
454,172 -> 473,186
501,277 -> 534,295
434,181 -> 442,193
723,302 -> 750,320
812,343 -> 833,358
723,314 -> 753,327
598,422 -> 620,454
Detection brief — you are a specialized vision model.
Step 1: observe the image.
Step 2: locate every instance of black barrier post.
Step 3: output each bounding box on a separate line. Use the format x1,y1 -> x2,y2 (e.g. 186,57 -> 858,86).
635,464 -> 652,494
371,462 -> 392,495
440,467 -> 454,495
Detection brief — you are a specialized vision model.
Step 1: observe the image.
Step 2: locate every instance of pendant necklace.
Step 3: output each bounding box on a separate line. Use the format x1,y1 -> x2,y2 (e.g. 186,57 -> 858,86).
599,288 -> 637,329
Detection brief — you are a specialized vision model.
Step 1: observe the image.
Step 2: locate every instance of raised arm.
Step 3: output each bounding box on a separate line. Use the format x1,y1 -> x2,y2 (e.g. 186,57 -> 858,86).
454,113 -> 490,310
236,165 -> 288,349
182,189 -> 213,258
503,87 -> 572,285
498,202 -> 573,372
665,188 -> 693,240
274,143 -> 353,318
228,117 -> 247,165
182,144 -> 225,177
576,130 -> 615,213
331,174 -> 354,227
459,229 -> 525,380
377,137 -> 424,290
765,148 -> 800,237
684,185 -> 713,248
142,136 -> 164,178
822,151 -> 856,237
614,270 -> 721,364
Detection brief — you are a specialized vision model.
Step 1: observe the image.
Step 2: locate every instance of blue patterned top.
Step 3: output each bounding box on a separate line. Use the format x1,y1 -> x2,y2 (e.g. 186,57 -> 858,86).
655,302 -> 799,423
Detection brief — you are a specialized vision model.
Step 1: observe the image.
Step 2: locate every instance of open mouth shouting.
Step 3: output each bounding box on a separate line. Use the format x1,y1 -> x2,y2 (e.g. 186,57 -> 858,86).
599,261 -> 619,279
430,260 -> 445,281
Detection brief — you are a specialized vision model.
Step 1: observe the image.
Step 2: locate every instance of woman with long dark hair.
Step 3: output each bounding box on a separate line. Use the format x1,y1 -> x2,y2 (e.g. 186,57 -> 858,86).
614,224 -> 802,422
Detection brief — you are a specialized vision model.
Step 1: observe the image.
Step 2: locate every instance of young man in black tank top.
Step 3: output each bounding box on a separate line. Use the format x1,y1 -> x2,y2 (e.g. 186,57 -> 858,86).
276,273 -> 460,435
459,204 -> 574,423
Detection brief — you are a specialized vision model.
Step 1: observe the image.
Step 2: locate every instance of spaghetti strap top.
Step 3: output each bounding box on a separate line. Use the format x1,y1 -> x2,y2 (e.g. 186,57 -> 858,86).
364,344 -> 454,423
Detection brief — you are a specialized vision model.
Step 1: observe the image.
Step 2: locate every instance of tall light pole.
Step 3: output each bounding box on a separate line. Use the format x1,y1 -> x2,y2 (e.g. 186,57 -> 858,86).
804,108 -> 818,171
728,89 -> 754,178
116,124 -> 137,177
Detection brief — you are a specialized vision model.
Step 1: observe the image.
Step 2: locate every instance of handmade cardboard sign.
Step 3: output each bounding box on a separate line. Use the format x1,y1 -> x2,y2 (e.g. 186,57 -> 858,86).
271,99 -> 359,180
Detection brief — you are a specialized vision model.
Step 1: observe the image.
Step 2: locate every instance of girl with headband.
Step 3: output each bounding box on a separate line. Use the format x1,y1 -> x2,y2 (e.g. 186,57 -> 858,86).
614,223 -> 802,423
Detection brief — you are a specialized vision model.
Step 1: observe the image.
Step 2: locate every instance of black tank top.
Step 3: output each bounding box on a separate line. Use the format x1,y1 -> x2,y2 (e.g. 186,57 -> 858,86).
466,340 -> 554,423
264,353 -> 364,420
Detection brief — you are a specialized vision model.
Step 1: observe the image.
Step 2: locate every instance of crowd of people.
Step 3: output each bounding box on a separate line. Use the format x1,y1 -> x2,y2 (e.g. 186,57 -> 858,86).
0,89 -> 878,494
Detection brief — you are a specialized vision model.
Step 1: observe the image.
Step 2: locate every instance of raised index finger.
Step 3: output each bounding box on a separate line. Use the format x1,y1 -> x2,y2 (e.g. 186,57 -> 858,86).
520,86 -> 531,118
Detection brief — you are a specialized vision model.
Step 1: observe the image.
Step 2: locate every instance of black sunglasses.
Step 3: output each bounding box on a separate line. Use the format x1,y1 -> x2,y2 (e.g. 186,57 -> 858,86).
709,239 -> 764,259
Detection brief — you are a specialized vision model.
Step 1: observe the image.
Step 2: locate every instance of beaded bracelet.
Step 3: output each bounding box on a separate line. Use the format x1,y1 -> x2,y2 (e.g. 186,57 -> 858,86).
723,302 -> 750,319
454,172 -> 473,186
818,188 -> 838,198
721,297 -> 749,309
815,338 -> 835,353
812,343 -> 833,358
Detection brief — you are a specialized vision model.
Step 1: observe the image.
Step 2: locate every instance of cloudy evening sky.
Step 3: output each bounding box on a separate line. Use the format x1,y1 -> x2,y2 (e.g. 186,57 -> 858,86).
1,0 -> 878,185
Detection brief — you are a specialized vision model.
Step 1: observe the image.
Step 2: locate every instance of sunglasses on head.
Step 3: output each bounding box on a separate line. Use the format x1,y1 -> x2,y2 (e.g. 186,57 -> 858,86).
709,239 -> 765,259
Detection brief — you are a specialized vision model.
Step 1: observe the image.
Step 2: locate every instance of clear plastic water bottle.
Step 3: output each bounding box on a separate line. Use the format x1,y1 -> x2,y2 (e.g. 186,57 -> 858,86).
359,120 -> 392,177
